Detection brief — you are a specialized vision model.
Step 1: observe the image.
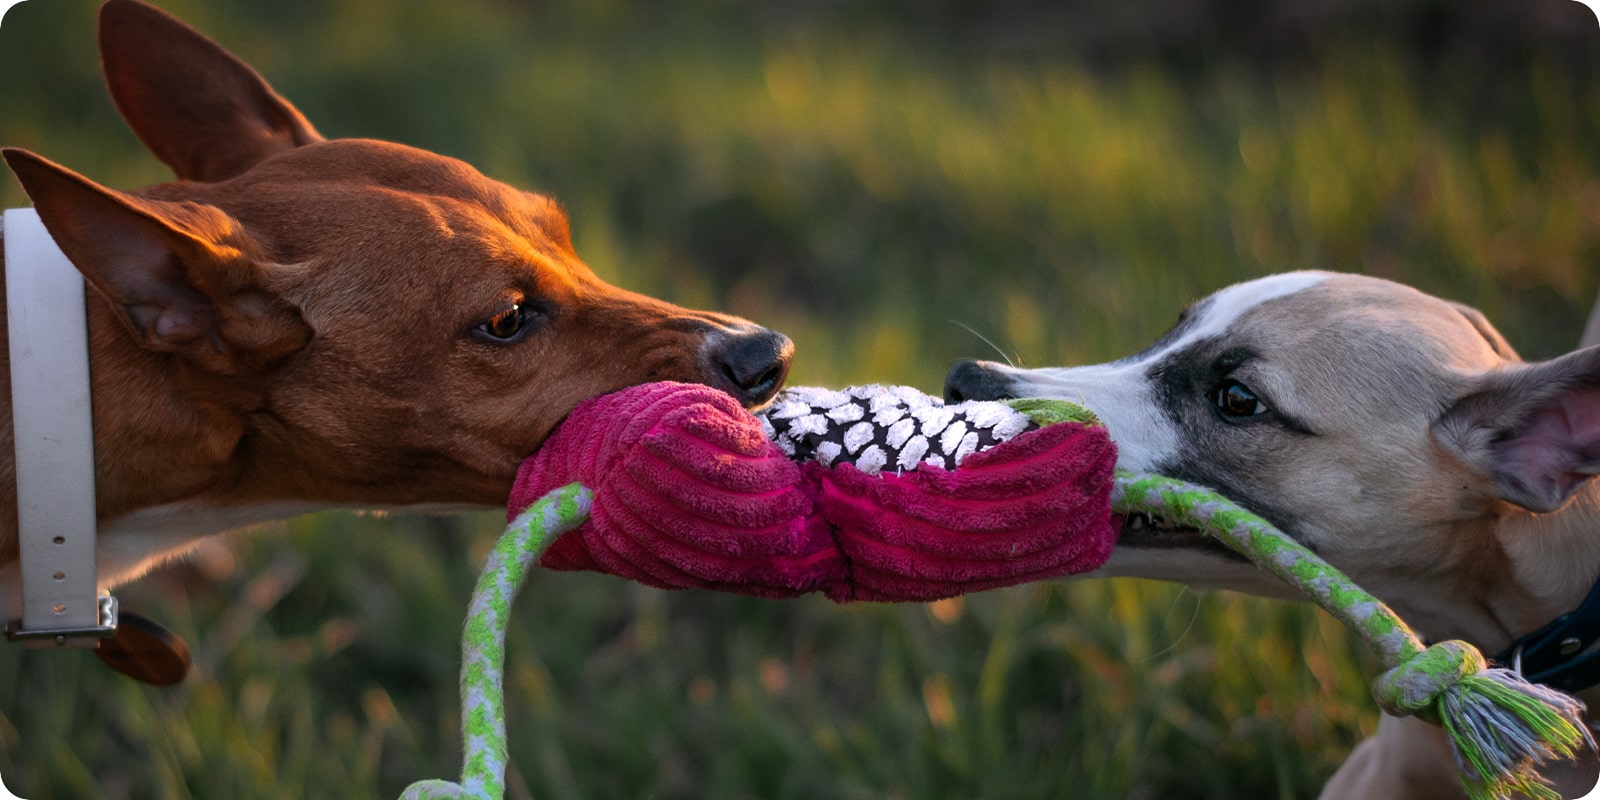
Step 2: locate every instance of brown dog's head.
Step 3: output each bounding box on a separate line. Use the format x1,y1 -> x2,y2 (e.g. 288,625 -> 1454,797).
2,0 -> 791,512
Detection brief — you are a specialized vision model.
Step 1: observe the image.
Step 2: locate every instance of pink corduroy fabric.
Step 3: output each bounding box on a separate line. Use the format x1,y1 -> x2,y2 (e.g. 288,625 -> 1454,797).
508,382 -> 1117,602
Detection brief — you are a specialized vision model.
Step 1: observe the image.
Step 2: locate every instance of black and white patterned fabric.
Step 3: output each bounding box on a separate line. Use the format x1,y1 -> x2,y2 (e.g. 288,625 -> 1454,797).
757,385 -> 1037,475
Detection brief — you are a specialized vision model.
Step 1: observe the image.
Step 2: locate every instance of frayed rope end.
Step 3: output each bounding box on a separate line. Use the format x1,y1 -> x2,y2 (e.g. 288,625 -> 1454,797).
1374,640 -> 1594,800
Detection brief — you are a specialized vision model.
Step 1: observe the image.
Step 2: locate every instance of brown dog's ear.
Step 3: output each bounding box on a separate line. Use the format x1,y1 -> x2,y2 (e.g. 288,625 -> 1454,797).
98,0 -> 322,182
4,148 -> 310,374
1434,345 -> 1600,513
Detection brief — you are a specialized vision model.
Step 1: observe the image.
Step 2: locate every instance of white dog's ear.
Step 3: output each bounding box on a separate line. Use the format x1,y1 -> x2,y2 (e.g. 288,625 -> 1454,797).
1434,345 -> 1600,513
1447,301 -> 1519,360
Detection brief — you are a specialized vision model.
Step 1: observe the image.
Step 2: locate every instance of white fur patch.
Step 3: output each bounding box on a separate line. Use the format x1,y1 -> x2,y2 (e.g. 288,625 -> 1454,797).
992,271 -> 1328,471
1001,362 -> 1179,471
1178,272 -> 1330,353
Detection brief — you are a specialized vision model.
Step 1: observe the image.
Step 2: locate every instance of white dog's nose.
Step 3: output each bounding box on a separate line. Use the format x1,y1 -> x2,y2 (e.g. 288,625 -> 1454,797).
944,359 -> 1016,403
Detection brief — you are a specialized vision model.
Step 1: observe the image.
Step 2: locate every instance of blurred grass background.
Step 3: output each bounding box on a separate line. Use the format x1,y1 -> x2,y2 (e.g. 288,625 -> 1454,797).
2,0 -> 1599,797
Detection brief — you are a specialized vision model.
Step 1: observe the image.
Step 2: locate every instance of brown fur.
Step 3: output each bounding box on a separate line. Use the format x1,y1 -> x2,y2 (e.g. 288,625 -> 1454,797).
1,0 -> 790,587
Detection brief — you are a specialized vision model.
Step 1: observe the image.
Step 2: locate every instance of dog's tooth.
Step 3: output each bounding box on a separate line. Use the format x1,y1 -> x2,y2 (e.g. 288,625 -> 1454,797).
1128,515 -> 1146,530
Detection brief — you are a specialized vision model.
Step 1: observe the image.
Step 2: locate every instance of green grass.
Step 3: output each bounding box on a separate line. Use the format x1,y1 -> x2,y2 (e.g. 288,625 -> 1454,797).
2,1 -> 1598,798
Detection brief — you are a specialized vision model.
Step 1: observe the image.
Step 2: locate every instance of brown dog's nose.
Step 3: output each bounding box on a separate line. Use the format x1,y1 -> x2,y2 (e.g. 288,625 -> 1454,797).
708,327 -> 793,407
944,359 -> 1015,403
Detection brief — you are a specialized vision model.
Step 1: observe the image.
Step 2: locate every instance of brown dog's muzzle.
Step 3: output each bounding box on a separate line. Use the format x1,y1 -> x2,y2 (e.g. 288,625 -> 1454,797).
704,327 -> 793,407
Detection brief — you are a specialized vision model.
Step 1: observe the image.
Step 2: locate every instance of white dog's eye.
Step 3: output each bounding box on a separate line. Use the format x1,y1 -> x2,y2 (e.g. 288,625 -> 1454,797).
1213,380 -> 1268,418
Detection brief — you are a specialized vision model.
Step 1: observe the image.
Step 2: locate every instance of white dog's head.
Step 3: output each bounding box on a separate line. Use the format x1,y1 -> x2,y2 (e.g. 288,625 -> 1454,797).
945,271 -> 1600,640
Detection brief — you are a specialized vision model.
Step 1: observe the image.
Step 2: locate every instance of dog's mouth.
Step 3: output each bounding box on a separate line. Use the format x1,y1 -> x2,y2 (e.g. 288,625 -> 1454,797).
1115,512 -> 1251,563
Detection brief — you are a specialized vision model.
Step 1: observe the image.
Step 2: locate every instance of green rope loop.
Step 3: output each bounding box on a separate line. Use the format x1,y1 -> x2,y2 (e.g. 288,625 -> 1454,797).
400,483 -> 593,800
1110,469 -> 1593,800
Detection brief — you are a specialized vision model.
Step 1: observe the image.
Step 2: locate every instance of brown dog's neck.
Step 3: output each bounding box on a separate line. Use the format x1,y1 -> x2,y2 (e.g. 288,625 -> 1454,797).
0,240 -> 265,570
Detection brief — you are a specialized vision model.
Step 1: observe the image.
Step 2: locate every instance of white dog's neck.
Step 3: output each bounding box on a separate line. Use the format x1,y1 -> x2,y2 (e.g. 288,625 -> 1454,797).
1492,487 -> 1600,639
1381,485 -> 1600,667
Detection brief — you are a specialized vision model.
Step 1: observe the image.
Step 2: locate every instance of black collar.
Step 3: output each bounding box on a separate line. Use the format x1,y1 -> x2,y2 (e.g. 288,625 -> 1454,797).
1492,574 -> 1600,693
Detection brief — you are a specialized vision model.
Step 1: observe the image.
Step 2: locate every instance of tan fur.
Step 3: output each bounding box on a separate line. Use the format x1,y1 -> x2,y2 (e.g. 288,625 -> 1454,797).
949,271 -> 1600,798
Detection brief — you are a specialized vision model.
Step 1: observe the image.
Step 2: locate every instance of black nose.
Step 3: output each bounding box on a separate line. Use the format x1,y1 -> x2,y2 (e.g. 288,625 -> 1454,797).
944,359 -> 1015,403
708,327 -> 793,407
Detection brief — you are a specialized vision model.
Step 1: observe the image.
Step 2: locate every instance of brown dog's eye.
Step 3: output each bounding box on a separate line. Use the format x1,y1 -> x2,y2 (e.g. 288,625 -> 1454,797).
478,303 -> 530,342
1213,380 -> 1268,419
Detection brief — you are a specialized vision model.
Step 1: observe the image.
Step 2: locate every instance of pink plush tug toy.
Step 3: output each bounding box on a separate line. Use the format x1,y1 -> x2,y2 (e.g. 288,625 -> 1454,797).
406,381 -> 1593,800
402,382 -> 1119,800
509,381 -> 1119,602
410,381 -> 1589,800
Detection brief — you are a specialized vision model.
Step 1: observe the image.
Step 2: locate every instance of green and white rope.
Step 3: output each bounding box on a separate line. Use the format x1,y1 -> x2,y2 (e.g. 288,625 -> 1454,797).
1114,471 -> 1593,800
400,483 -> 593,800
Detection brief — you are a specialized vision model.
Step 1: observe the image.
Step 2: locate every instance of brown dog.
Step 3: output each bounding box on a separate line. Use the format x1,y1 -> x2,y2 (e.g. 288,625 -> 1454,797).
0,0 -> 791,616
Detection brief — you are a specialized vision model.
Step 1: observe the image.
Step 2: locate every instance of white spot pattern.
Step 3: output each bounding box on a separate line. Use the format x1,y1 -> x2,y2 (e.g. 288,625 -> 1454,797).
760,385 -> 1041,475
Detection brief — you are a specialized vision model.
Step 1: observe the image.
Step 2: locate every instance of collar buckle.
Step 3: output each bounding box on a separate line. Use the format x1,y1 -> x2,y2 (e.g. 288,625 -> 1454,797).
1494,575 -> 1600,693
5,593 -> 118,649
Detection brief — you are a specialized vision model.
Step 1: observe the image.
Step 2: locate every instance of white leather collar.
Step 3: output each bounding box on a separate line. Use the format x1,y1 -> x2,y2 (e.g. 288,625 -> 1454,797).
3,207 -> 115,647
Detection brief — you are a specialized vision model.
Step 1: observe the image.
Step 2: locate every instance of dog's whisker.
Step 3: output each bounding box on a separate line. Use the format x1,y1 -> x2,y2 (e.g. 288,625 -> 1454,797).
947,320 -> 1021,368
1147,587 -> 1204,664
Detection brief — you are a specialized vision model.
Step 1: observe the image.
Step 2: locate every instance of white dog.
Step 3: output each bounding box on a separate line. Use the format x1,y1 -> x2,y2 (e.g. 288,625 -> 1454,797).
944,271 -> 1600,799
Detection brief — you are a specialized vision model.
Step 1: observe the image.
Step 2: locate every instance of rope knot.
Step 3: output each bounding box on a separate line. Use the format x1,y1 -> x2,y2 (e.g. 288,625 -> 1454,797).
1368,640 -> 1593,799
1113,472 -> 1594,800
1373,640 -> 1486,721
